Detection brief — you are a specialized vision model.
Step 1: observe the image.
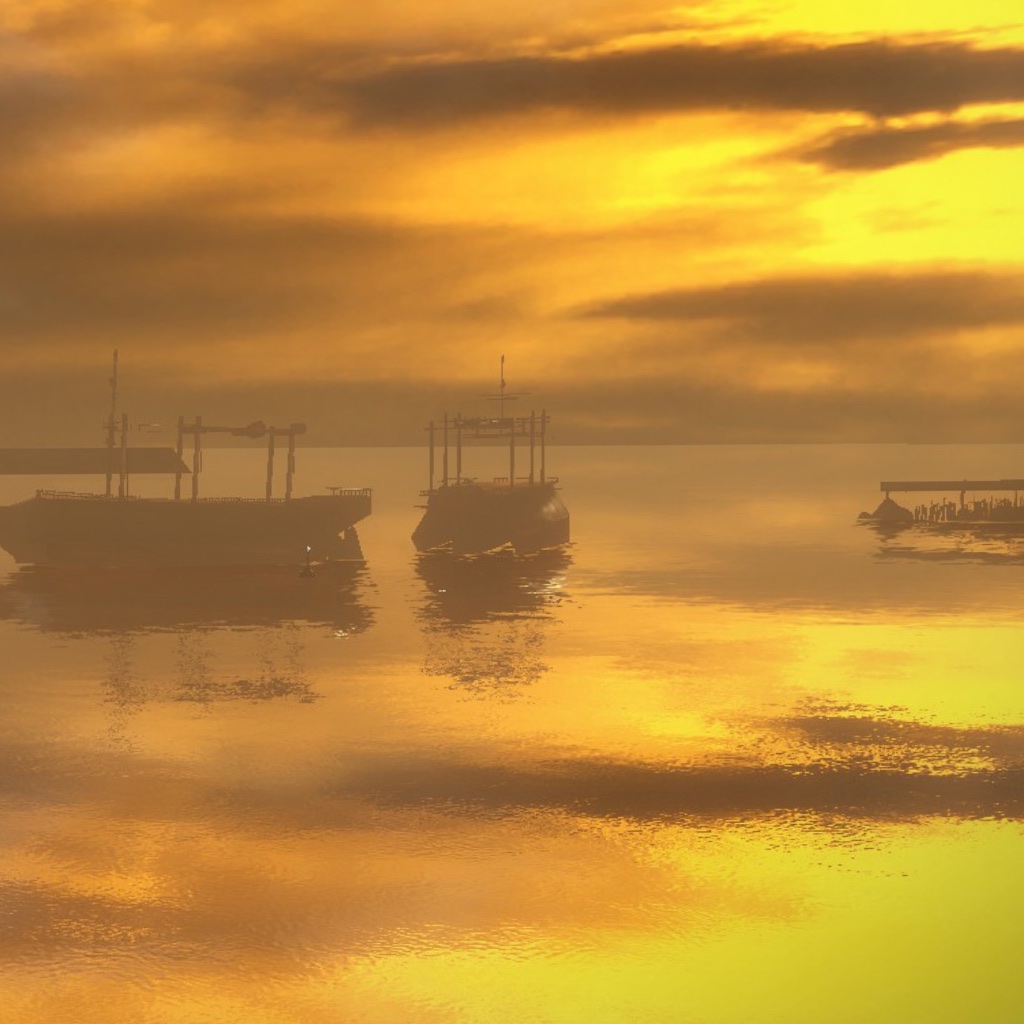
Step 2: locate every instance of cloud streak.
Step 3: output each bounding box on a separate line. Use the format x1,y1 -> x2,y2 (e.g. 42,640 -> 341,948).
802,116 -> 1024,170
580,269 -> 1024,344
12,33 -> 1022,143
340,40 -> 1024,127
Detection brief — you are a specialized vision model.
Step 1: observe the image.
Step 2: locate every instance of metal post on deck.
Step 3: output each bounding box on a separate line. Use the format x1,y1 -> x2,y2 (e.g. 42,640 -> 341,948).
428,420 -> 435,492
509,425 -> 515,487
540,409 -> 547,483
456,413 -> 462,485
105,349 -> 118,497
174,415 -> 184,500
265,428 -> 276,501
443,413 -> 449,487
191,416 -> 202,501
285,427 -> 296,501
118,411 -> 129,499
529,410 -> 535,484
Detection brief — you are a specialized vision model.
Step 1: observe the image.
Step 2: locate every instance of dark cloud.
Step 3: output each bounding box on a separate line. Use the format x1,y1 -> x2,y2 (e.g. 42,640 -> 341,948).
12,34 -> 1020,141
580,270 -> 1024,343
802,116 -> 1024,170
0,67 -> 90,157
0,203 -> 519,350
9,362 -> 1024,447
551,373 -> 1024,444
340,40 -> 1024,128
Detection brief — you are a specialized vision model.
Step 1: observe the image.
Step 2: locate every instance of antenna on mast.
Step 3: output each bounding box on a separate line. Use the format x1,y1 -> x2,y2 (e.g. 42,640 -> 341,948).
482,354 -> 528,421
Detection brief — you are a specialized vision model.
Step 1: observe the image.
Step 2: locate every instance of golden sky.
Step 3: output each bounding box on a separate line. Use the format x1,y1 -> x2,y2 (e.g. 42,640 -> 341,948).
2,0 -> 1024,443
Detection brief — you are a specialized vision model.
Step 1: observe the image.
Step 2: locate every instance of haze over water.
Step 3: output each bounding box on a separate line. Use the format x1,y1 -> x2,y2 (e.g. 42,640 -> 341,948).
1,444 -> 1022,1023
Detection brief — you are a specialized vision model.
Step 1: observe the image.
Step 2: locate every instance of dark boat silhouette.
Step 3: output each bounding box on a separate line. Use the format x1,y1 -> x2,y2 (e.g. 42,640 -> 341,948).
0,353 -> 371,567
0,489 -> 369,567
858,478 -> 1024,534
412,360 -> 570,555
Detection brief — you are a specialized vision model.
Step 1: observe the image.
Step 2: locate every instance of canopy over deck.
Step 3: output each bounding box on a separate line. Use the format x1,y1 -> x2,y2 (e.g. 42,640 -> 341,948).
0,448 -> 191,476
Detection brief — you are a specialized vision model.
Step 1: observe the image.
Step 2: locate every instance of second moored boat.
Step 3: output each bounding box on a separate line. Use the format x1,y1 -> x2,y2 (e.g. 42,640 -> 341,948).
412,377 -> 570,556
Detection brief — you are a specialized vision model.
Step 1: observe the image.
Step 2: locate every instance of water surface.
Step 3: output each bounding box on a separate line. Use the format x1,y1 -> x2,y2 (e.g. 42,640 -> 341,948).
1,445 -> 1021,1023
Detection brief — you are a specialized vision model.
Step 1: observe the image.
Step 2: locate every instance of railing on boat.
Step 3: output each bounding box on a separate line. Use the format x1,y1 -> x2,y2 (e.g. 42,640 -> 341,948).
35,488 -> 373,503
418,476 -> 559,497
326,487 -> 373,497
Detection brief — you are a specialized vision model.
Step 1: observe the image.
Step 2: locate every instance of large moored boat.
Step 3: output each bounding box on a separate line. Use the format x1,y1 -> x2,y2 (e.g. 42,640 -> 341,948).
0,354 -> 371,567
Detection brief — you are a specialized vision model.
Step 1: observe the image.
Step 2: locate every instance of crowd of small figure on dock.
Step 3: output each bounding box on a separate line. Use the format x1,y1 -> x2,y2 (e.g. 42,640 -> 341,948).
860,478 -> 1024,531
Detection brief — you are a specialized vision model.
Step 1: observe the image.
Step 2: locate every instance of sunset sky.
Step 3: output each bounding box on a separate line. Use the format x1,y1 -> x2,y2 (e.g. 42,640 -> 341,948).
2,1 -> 1024,444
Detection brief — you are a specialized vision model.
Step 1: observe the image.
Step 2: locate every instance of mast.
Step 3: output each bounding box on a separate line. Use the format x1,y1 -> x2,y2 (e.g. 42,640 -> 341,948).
499,354 -> 506,421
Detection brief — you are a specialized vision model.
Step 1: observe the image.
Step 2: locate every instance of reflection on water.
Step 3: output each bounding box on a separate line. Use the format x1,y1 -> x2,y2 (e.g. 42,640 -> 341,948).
0,562 -> 375,634
866,521 -> 1024,565
172,628 -> 318,704
1,445 -> 1023,1024
416,548 -> 571,693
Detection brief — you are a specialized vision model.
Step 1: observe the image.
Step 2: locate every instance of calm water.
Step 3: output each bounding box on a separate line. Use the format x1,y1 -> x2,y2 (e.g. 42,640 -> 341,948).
1,445 -> 1022,1023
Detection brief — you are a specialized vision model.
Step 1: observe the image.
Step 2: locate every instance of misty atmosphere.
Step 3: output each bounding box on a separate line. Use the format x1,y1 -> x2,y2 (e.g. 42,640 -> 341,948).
2,3 -> 1023,1023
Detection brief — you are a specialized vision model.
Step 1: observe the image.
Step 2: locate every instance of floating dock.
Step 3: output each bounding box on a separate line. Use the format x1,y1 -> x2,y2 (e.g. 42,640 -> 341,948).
861,478 -> 1024,528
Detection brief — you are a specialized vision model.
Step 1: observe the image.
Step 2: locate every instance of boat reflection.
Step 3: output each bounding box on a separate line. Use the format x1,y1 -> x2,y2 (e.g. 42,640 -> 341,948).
0,561 -> 375,635
866,522 -> 1024,565
101,625 -> 324,748
415,547 -> 571,693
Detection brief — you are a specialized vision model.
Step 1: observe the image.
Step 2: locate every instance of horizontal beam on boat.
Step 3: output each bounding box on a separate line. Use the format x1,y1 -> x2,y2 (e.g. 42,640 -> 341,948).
880,479 -> 1024,493
0,448 -> 191,475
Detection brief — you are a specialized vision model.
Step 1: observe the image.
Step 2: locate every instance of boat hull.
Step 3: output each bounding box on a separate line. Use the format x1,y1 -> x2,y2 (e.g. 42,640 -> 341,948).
0,491 -> 371,566
412,481 -> 569,555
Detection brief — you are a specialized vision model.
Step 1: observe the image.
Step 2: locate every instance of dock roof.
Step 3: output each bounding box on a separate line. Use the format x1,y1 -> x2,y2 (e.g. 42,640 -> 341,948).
880,479 -> 1024,493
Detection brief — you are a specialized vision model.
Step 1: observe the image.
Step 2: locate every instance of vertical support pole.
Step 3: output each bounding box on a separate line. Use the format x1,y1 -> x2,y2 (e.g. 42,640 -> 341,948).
118,411 -> 129,499
529,410 -> 536,485
266,428 -> 276,501
174,415 -> 184,500
509,425 -> 515,487
540,409 -> 546,484
428,420 -> 435,492
105,349 -> 118,497
191,416 -> 202,502
442,413 -> 449,487
285,427 -> 296,501
456,413 -> 462,485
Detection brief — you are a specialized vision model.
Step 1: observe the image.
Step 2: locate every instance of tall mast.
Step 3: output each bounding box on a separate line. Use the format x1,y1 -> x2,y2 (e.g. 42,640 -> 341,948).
499,354 -> 506,421
104,349 -> 119,497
